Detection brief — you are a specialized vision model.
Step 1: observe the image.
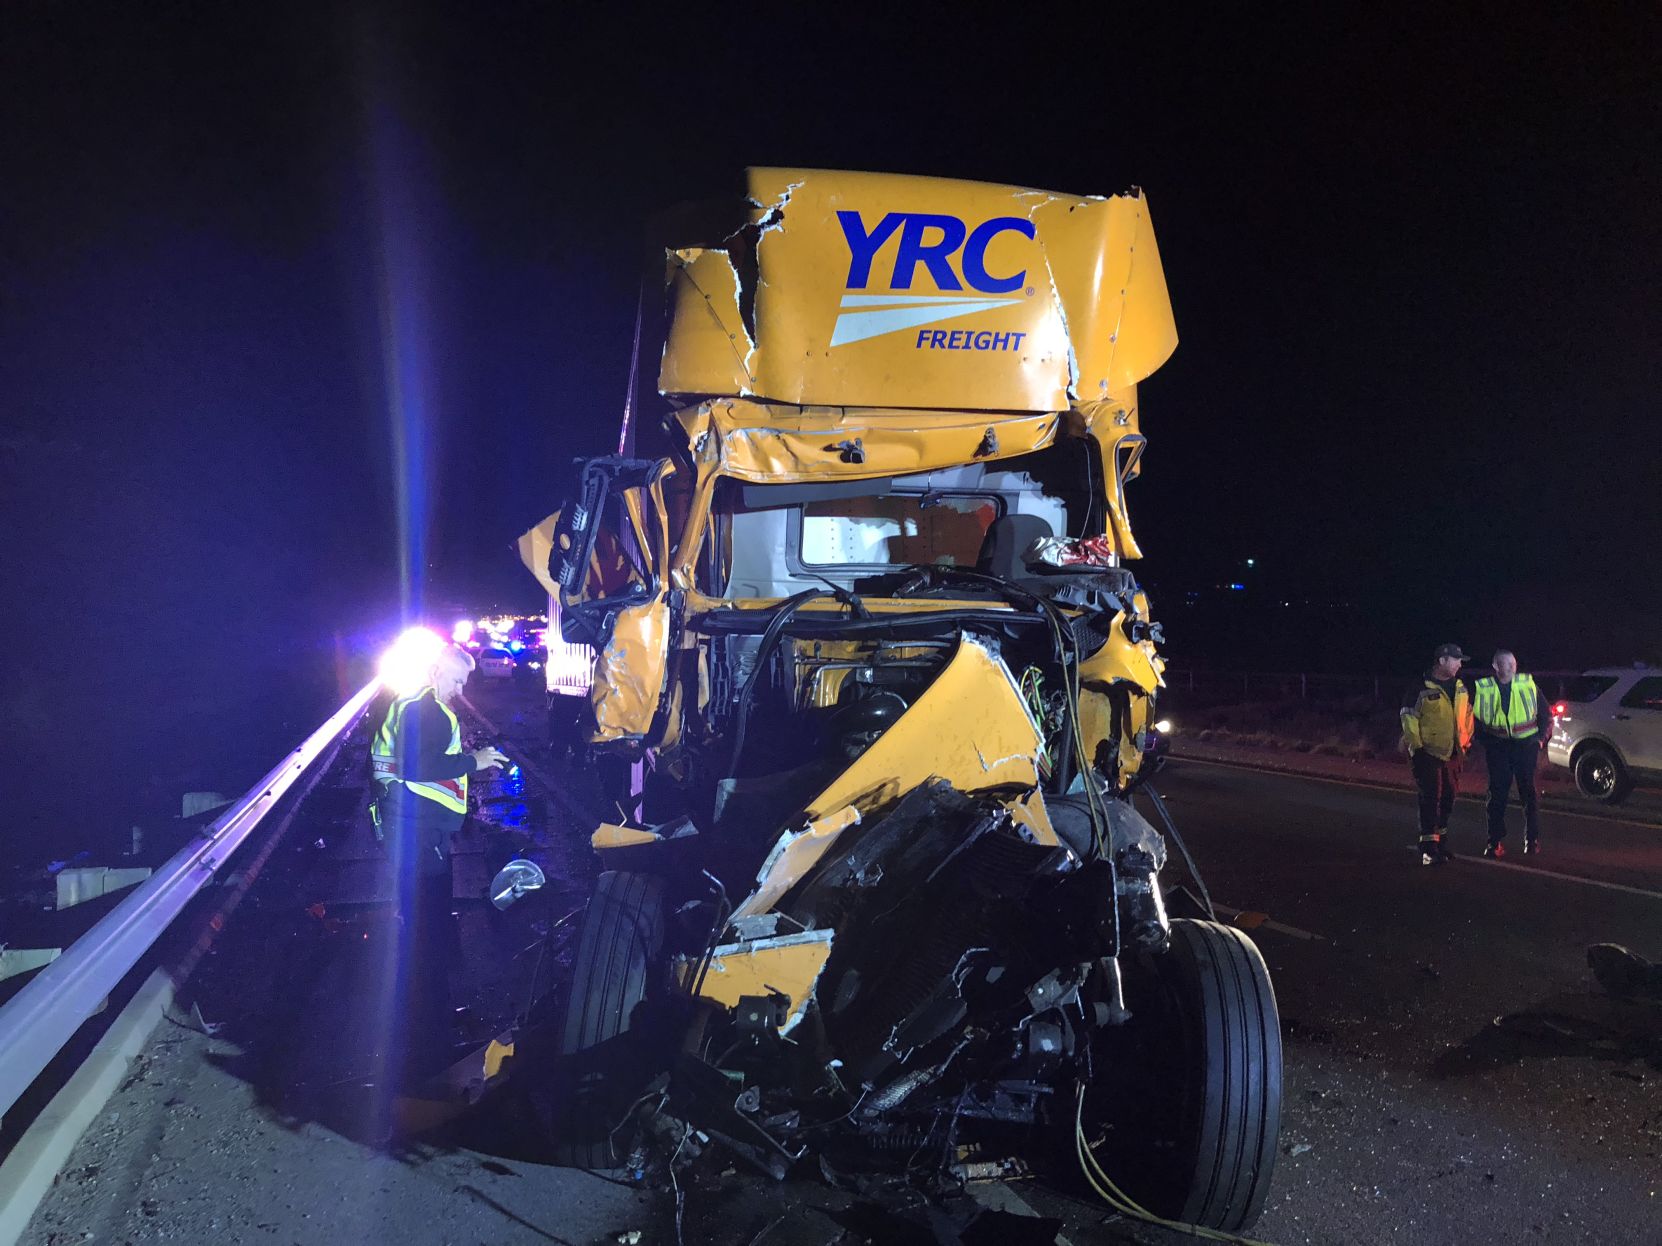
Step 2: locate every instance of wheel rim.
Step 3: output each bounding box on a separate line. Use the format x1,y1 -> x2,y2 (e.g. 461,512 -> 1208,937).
1582,756 -> 1616,797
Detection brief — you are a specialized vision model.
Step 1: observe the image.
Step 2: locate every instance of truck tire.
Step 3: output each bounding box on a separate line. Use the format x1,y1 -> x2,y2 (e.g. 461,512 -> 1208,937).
1088,919 -> 1282,1232
549,870 -> 666,1168
1573,743 -> 1631,804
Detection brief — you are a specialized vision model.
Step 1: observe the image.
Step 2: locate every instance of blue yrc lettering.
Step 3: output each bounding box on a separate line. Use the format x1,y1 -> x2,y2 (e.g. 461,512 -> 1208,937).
891,214 -> 967,291
961,217 -> 1035,294
972,330 -> 994,350
837,211 -> 905,289
930,329 -> 947,348
947,329 -> 965,349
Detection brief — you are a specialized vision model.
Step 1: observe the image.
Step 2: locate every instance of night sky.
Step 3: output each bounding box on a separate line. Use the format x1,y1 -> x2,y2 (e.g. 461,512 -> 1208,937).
2,4 -> 1657,853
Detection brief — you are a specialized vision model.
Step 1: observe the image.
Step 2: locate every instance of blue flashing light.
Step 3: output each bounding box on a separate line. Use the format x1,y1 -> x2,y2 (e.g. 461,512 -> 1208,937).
1228,583 -> 1246,591
509,641 -> 525,652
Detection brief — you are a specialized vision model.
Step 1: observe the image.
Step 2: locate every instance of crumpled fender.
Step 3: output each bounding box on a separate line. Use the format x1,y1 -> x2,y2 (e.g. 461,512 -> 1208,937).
589,594 -> 671,747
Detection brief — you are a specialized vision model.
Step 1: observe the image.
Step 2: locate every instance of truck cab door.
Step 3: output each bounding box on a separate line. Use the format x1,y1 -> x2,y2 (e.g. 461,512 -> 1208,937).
549,456 -> 677,750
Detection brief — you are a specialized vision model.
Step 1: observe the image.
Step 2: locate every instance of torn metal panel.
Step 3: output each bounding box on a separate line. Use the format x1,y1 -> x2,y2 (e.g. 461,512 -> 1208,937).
1027,191 -> 1178,399
675,399 -> 1060,485
516,510 -> 562,598
1077,610 -> 1163,696
658,168 -> 1177,413
588,595 -> 671,745
731,805 -> 861,921
803,634 -> 1042,820
659,247 -> 755,397
591,823 -> 663,849
393,1036 -> 517,1135
679,929 -> 835,1033
1004,789 -> 1062,849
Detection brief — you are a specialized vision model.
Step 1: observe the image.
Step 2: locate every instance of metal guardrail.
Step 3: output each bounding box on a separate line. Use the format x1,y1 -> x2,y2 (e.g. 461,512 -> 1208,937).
0,679 -> 381,1125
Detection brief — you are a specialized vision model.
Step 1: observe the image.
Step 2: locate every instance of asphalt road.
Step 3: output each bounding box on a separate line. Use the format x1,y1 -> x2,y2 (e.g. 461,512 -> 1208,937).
21,684 -> 1662,1245
1144,758 -> 1662,1245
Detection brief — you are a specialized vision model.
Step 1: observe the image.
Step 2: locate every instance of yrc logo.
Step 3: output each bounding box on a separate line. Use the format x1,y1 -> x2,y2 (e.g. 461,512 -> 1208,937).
829,211 -> 1035,350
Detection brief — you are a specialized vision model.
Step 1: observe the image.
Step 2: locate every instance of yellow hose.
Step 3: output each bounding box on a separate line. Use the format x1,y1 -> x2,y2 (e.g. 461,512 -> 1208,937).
1072,1083 -> 1277,1246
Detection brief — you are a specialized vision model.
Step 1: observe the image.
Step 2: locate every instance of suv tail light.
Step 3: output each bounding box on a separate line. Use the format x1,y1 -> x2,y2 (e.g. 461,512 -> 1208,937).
1552,701 -> 1567,718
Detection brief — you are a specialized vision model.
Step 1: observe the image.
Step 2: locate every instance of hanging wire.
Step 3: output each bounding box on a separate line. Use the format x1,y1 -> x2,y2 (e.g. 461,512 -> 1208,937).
1073,1083 -> 1276,1246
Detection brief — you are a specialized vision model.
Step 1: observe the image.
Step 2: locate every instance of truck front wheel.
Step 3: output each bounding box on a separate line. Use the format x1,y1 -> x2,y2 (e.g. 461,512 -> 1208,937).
1084,919 -> 1283,1232
546,870 -> 666,1168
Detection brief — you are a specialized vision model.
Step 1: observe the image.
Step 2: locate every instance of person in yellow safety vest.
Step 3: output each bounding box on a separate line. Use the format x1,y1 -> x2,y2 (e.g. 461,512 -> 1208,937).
1400,643 -> 1475,865
370,644 -> 507,1052
1472,649 -> 1553,858
371,645 -> 507,872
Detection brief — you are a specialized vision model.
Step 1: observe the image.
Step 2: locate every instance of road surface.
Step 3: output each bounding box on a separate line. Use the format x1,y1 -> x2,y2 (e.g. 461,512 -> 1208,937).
21,686 -> 1661,1245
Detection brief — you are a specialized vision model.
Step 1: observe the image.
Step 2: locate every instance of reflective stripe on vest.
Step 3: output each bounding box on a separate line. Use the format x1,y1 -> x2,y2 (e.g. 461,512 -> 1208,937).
370,690 -> 469,814
1473,674 -> 1539,739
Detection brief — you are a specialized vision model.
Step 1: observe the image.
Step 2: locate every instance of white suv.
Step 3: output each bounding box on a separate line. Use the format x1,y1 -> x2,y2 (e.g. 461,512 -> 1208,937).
1546,667 -> 1662,803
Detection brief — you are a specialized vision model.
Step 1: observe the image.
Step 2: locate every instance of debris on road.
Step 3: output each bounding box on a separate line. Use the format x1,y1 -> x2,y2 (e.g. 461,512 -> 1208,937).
1588,944 -> 1662,1001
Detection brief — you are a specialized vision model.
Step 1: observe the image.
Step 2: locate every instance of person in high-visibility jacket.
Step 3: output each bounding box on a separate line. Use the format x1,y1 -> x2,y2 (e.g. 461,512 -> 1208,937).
1472,649 -> 1553,858
1401,643 -> 1474,865
371,644 -> 506,1046
371,645 -> 507,874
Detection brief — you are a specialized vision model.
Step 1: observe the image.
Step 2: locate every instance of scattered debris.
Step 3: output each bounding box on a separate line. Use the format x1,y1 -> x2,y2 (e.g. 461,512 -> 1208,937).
1588,944 -> 1662,1001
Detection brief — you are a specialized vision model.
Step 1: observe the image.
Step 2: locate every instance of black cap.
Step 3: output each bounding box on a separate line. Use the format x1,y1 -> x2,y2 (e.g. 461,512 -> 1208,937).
1433,643 -> 1467,661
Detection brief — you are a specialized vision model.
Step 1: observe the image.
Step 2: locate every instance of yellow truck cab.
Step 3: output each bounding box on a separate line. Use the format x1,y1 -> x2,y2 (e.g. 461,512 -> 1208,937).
520,169 -> 1280,1233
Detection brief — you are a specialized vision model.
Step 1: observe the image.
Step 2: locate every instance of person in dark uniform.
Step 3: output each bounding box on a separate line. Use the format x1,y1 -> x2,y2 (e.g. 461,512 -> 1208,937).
1400,643 -> 1475,865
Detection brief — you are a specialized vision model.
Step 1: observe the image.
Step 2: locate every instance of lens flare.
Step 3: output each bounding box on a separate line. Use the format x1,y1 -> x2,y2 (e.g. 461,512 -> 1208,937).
378,626 -> 446,695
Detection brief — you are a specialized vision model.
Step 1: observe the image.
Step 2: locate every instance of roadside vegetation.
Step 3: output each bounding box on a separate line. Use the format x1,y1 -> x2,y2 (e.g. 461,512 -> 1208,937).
1173,696 -> 1399,761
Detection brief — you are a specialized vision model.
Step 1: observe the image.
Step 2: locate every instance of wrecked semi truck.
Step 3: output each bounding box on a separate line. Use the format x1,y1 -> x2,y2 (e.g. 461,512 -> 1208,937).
521,169 -> 1281,1231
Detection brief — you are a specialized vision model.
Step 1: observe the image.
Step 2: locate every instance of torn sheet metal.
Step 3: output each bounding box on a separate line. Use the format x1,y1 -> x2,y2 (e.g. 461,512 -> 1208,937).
659,248 -> 752,397
1004,789 -> 1062,849
803,634 -> 1042,820
591,823 -> 663,849
1077,610 -> 1163,695
394,1036 -> 517,1135
732,805 -> 862,921
589,595 -> 670,745
516,510 -> 562,598
675,399 -> 1060,485
657,168 -> 1177,413
680,929 -> 836,1033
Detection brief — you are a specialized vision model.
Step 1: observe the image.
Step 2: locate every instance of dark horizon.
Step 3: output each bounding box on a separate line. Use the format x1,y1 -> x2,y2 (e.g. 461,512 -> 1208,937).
3,5 -> 1657,853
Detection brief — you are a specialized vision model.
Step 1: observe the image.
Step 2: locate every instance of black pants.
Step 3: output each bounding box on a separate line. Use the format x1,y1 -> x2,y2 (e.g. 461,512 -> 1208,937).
1411,751 -> 1461,837
380,805 -> 462,1056
1483,737 -> 1540,845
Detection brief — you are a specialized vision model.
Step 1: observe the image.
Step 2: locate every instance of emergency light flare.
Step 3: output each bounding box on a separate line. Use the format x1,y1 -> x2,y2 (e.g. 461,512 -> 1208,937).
378,626 -> 447,696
